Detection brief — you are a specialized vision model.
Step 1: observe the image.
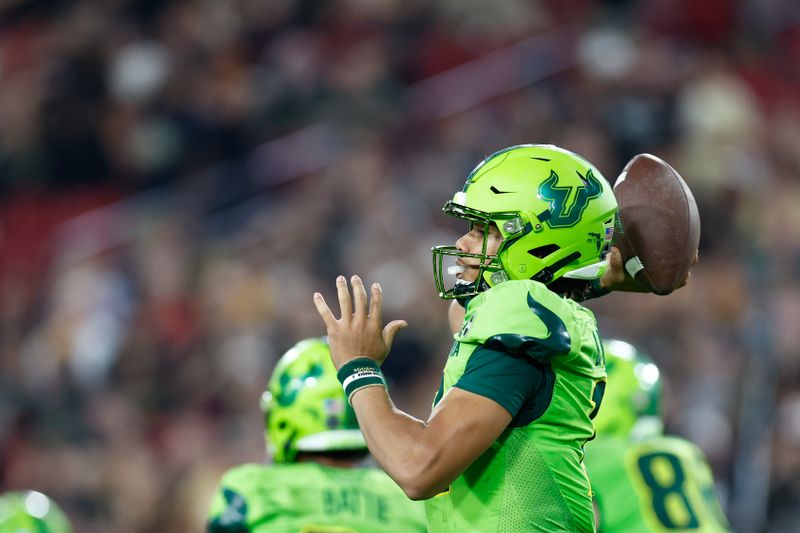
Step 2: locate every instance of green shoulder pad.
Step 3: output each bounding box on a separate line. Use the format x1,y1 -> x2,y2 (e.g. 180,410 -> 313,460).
457,281 -> 571,362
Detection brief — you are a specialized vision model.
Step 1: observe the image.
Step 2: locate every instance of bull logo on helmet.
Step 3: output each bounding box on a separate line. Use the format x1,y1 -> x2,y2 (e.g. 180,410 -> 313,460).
538,169 -> 603,228
275,364 -> 324,407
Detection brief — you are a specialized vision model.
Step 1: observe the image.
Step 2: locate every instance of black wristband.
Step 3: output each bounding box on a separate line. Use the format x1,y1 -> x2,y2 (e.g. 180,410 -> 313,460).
337,357 -> 386,404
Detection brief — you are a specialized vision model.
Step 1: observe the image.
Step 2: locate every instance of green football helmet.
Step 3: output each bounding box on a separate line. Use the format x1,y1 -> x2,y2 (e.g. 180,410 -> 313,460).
593,339 -> 663,440
0,491 -> 72,533
432,144 -> 618,299
260,338 -> 367,463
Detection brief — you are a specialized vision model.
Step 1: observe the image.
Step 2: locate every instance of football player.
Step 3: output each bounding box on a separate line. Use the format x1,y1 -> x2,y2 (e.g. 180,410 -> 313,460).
0,490 -> 72,533
584,339 -> 732,532
314,145 -> 621,531
207,338 -> 426,532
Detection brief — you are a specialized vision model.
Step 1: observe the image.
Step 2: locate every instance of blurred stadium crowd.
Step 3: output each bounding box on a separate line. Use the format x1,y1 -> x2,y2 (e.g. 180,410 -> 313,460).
0,0 -> 799,531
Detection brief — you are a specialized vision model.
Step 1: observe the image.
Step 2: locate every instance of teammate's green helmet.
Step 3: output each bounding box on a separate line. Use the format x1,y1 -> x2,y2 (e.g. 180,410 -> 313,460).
594,339 -> 663,439
432,144 -> 618,299
0,491 -> 72,533
261,338 -> 367,463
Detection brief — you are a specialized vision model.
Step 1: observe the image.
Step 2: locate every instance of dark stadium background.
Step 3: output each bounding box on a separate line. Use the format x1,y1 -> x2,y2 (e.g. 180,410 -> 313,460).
1,0 -> 798,531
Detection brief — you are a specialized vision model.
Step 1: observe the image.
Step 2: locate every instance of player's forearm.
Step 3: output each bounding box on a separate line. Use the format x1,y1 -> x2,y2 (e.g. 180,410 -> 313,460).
350,386 -> 450,500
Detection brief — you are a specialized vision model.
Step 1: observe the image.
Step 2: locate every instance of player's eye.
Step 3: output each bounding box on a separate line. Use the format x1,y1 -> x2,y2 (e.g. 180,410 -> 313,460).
470,222 -> 486,235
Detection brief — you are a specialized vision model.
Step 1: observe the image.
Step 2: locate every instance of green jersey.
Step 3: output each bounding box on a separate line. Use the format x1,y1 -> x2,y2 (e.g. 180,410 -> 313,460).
425,280 -> 606,532
207,462 -> 427,533
585,436 -> 731,533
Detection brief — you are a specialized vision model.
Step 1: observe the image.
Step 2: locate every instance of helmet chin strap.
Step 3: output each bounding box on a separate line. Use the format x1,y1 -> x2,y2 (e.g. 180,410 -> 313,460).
532,251 -> 584,286
453,280 -> 477,308
453,275 -> 493,308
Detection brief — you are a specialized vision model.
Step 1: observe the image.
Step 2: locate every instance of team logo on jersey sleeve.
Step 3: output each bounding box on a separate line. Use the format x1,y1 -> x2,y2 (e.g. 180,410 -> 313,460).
458,316 -> 474,338
210,488 -> 248,529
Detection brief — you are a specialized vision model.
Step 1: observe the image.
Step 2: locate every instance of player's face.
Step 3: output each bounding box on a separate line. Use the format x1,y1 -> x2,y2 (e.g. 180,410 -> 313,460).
455,222 -> 503,282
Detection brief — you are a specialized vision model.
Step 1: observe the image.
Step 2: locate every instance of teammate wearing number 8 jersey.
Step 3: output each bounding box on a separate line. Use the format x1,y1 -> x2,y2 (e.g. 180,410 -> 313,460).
584,339 -> 732,533
206,338 -> 426,533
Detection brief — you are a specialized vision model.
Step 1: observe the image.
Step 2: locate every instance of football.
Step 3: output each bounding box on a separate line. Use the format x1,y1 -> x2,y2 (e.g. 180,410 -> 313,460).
611,154 -> 700,295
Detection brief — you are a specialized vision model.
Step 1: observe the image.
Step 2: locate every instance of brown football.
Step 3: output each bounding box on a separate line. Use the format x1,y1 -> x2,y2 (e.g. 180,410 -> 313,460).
611,154 -> 700,295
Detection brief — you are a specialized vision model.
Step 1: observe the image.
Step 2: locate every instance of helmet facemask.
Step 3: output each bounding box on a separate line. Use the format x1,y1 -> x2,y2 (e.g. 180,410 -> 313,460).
432,200 -> 521,300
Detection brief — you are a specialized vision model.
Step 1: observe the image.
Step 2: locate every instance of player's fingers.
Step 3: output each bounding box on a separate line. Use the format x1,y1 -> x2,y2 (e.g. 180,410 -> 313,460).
351,275 -> 368,319
313,292 -> 336,327
608,246 -> 623,268
369,282 -> 383,323
606,247 -> 625,283
336,275 -> 352,321
382,320 -> 408,351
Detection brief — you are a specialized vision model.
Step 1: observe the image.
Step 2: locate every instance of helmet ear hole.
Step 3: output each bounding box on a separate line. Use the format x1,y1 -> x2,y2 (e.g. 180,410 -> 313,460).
528,244 -> 560,259
277,420 -> 288,430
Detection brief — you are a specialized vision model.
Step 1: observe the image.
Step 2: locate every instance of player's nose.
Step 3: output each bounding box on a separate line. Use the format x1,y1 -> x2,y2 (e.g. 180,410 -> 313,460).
455,233 -> 473,253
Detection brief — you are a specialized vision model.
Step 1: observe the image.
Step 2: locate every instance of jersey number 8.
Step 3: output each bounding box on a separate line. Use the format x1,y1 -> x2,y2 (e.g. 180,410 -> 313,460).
636,451 -> 729,531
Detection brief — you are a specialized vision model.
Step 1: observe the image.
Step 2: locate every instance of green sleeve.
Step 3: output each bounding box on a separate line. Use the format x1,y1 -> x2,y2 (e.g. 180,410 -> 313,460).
453,345 -> 545,418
